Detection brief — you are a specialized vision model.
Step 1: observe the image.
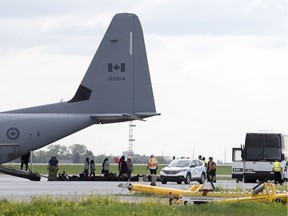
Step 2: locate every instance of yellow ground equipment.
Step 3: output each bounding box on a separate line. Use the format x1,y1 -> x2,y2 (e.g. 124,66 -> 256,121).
179,182 -> 287,205
119,181 -> 287,205
215,182 -> 287,204
119,182 -> 207,198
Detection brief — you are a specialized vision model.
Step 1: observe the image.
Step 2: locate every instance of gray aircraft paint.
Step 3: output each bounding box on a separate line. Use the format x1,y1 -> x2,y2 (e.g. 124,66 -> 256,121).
0,13 -> 159,164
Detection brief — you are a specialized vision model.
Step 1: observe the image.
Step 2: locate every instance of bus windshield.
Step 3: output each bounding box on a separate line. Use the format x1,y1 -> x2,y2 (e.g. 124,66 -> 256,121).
245,133 -> 282,161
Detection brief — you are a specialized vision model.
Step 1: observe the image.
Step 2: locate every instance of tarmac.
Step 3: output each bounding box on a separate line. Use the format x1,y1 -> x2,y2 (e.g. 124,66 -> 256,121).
0,175 -> 260,202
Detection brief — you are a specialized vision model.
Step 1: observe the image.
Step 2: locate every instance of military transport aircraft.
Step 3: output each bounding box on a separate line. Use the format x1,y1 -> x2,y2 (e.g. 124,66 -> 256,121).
0,13 -> 159,166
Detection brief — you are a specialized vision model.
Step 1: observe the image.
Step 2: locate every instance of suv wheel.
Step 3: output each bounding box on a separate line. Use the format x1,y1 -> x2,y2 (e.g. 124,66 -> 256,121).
161,180 -> 167,184
184,173 -> 191,184
177,181 -> 182,184
198,172 -> 205,184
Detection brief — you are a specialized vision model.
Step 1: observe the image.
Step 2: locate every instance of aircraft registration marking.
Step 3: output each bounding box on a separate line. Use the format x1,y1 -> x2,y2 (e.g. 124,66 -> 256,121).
107,76 -> 126,81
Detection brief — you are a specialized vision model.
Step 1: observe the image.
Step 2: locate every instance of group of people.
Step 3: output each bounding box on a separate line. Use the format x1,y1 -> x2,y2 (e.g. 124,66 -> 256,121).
118,156 -> 134,179
83,158 -> 95,177
83,157 -> 111,178
82,156 -> 137,180
47,156 -> 134,180
198,155 -> 217,183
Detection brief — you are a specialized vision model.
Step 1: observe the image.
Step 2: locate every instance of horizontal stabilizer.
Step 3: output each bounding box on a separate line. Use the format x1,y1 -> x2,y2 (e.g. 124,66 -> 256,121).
122,113 -> 145,121
91,113 -> 160,124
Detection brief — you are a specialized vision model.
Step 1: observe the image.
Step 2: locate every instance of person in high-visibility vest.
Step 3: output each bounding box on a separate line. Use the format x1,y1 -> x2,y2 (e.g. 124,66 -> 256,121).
147,155 -> 158,186
273,159 -> 282,185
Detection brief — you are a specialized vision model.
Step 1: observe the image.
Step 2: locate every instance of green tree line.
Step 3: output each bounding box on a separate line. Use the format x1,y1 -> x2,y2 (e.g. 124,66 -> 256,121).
12,144 -> 170,164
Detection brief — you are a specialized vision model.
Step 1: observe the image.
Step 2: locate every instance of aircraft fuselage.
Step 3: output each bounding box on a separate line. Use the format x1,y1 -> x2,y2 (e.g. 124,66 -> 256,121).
0,113 -> 94,164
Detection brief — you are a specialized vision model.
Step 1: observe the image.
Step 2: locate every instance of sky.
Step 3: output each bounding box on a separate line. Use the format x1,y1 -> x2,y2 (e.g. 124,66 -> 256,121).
0,0 -> 287,162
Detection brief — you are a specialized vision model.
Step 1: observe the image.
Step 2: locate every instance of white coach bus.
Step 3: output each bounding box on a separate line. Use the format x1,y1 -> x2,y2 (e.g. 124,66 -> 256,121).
232,132 -> 288,183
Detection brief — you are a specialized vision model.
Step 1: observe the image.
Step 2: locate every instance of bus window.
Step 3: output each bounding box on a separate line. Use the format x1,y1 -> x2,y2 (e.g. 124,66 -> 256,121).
263,134 -> 282,161
263,148 -> 281,161
246,147 -> 263,161
245,134 -> 262,147
245,134 -> 263,161
264,134 -> 281,148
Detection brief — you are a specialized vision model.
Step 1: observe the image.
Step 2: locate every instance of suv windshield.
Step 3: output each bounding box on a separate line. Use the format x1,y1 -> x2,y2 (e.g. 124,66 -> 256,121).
168,159 -> 190,167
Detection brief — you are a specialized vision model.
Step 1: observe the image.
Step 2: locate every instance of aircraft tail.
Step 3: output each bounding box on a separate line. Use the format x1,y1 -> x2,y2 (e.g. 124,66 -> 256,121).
7,13 -> 159,122
69,13 -> 157,116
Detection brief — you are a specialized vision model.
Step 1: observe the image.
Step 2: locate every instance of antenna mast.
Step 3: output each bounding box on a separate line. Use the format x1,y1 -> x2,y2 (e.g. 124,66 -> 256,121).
128,121 -> 135,156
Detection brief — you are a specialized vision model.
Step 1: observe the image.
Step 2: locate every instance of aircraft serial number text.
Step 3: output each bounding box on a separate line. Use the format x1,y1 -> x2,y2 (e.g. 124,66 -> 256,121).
107,76 -> 126,81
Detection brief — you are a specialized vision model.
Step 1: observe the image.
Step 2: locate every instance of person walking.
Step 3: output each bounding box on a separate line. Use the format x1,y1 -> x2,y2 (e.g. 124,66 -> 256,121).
20,152 -> 30,171
83,158 -> 89,179
90,159 -> 95,176
127,158 -> 134,179
118,156 -> 128,178
273,159 -> 282,185
208,157 -> 216,183
102,158 -> 110,177
147,154 -> 158,186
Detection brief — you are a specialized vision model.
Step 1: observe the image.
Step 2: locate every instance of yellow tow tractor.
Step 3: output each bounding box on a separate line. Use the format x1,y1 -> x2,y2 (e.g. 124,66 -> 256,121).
119,180 -> 287,205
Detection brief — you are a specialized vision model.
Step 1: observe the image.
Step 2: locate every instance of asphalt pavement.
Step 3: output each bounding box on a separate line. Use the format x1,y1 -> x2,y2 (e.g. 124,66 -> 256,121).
0,175 -> 260,202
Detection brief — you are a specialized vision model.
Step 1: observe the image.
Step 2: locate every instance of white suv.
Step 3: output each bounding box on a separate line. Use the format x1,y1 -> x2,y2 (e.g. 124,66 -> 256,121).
160,158 -> 206,184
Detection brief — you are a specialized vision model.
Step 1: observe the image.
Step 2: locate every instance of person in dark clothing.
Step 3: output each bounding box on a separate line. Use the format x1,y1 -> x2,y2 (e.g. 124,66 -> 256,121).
102,158 -> 110,177
20,152 -> 30,171
90,160 -> 95,176
118,156 -> 128,177
48,156 -> 59,181
207,157 -> 217,182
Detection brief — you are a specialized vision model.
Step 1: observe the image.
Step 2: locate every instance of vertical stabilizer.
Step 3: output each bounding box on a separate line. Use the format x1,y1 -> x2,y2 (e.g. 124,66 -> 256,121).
69,13 -> 157,116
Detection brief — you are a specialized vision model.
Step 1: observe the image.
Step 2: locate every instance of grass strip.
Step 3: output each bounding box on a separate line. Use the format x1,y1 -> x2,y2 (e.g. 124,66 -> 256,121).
0,195 -> 286,216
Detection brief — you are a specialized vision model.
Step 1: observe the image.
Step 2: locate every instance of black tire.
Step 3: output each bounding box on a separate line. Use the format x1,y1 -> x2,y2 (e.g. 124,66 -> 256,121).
161,180 -> 167,184
184,173 -> 191,184
198,172 -> 206,184
177,181 -> 182,184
